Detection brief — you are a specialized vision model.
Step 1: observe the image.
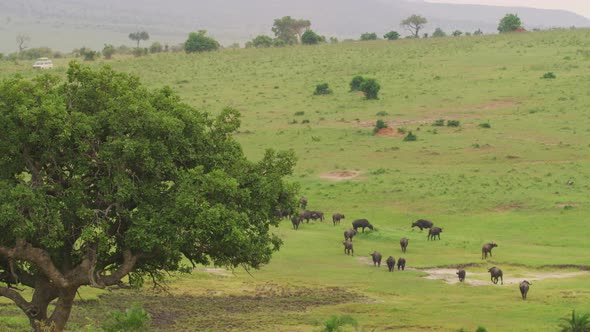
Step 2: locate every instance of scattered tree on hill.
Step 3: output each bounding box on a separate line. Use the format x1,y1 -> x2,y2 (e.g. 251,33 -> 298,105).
360,33 -> 378,41
373,119 -> 388,134
452,30 -> 463,37
272,16 -> 311,45
301,30 -> 322,45
498,14 -> 522,33
184,30 -> 220,53
102,44 -> 115,59
128,31 -> 149,48
79,47 -> 99,61
0,62 -> 297,332
401,15 -> 428,38
16,33 -> 30,53
314,83 -> 333,95
349,76 -> 365,91
149,42 -> 163,53
383,31 -> 400,40
251,35 -> 274,48
432,28 -> 447,38
361,78 -> 380,100
474,29 -> 483,36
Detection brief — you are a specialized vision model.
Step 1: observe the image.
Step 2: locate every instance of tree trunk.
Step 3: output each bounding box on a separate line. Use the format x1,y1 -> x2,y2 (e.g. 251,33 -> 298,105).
28,278 -> 77,332
48,288 -> 77,332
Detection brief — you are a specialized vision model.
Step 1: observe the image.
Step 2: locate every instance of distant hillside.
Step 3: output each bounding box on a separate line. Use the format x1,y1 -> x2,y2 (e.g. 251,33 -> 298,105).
1,0 -> 589,53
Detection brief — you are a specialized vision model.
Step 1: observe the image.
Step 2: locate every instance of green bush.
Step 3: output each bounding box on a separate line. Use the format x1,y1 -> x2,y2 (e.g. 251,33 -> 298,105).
383,31 -> 400,40
433,119 -> 445,126
376,111 -> 389,116
447,120 -> 461,127
102,304 -> 151,332
542,72 -> 556,79
302,30 -> 323,45
79,47 -> 99,61
149,42 -> 163,53
373,119 -> 388,134
102,44 -> 115,59
314,83 -> 333,95
360,78 -> 380,100
184,30 -> 220,53
479,122 -> 491,128
294,111 -> 305,116
475,327 -> 488,332
403,131 -> 417,141
350,76 -> 365,91
320,315 -> 358,332
360,33 -> 378,41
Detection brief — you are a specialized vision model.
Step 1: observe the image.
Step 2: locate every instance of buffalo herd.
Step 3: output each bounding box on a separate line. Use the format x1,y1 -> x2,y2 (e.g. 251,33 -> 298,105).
282,197 -> 530,300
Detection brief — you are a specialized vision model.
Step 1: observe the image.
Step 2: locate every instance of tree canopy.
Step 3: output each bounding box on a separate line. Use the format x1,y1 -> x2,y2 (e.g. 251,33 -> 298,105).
184,30 -> 220,53
401,15 -> 428,38
301,30 -> 323,45
498,13 -> 522,33
128,31 -> 149,48
432,28 -> 447,38
0,62 -> 297,331
251,35 -> 274,48
383,31 -> 400,40
360,33 -> 378,41
272,16 -> 311,45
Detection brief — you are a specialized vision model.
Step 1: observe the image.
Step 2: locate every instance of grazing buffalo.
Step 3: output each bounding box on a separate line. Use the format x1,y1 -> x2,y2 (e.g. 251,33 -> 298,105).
299,210 -> 313,223
400,238 -> 409,253
311,211 -> 325,222
397,257 -> 406,271
332,213 -> 345,226
481,242 -> 498,260
370,251 -> 382,267
275,209 -> 291,220
300,196 -> 308,209
488,267 -> 503,285
343,240 -> 354,255
519,280 -> 532,300
291,216 -> 302,230
456,269 -> 466,282
427,227 -> 443,240
386,256 -> 396,272
352,219 -> 374,233
344,229 -> 357,241
411,219 -> 433,231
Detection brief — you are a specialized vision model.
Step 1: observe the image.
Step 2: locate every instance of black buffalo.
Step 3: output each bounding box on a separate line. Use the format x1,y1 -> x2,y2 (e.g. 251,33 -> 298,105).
488,267 -> 503,285
481,242 -> 498,260
343,240 -> 354,255
400,237 -> 409,253
519,280 -> 532,300
456,269 -> 466,282
427,227 -> 443,240
386,256 -> 395,272
352,219 -> 374,233
411,219 -> 433,231
397,257 -> 406,271
370,251 -> 382,267
291,216 -> 302,230
300,196 -> 308,209
344,229 -> 357,241
332,213 -> 345,226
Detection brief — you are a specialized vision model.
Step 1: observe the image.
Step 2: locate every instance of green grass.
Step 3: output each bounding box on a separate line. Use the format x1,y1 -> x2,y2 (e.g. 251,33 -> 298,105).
2,29 -> 590,331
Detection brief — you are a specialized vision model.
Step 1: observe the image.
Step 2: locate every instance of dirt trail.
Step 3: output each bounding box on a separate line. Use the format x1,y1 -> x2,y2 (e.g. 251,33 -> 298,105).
356,257 -> 589,286
319,170 -> 361,181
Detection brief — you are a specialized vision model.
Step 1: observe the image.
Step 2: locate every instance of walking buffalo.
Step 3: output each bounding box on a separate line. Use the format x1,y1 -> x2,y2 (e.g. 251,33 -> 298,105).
397,257 -> 406,271
457,269 -> 466,282
519,280 -> 532,300
343,240 -> 354,255
332,213 -> 345,226
344,229 -> 357,241
311,211 -> 325,222
291,216 -> 302,230
300,196 -> 308,209
400,238 -> 409,253
370,251 -> 382,267
386,256 -> 395,272
411,219 -> 433,231
427,227 -> 443,240
352,219 -> 374,233
481,242 -> 498,260
488,267 -> 503,285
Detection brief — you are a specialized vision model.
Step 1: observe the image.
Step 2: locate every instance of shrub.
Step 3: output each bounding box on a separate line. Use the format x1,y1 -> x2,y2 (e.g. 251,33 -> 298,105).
102,304 -> 151,332
373,119 -> 388,134
433,119 -> 445,126
479,122 -> 491,128
149,42 -> 163,53
102,44 -> 115,59
184,30 -> 220,53
302,30 -> 323,45
558,310 -> 590,332
447,120 -> 460,127
397,127 -> 407,134
132,47 -> 147,57
350,76 -> 365,91
79,47 -> 99,61
542,72 -> 556,79
383,31 -> 400,40
376,111 -> 389,116
432,28 -> 447,38
320,315 -> 358,332
475,327 -> 488,332
403,131 -> 417,141
251,35 -> 273,48
360,78 -> 380,100
314,83 -> 333,95
302,119 -> 310,124
294,111 -> 305,116
360,33 -> 378,41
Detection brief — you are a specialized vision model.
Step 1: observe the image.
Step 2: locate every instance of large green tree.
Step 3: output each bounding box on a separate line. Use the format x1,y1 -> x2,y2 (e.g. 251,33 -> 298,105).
0,63 -> 297,331
184,30 -> 220,53
401,15 -> 428,38
498,13 -> 522,33
128,31 -> 149,48
272,16 -> 311,45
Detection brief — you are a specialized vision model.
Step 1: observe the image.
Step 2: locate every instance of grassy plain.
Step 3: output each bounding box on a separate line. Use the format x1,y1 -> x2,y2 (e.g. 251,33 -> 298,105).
1,29 -> 590,331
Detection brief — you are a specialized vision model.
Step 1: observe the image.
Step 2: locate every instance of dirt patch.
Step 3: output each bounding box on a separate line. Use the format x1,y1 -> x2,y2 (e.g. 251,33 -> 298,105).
193,267 -> 233,277
375,127 -> 404,137
320,170 -> 361,181
415,268 -> 589,286
556,203 -> 579,209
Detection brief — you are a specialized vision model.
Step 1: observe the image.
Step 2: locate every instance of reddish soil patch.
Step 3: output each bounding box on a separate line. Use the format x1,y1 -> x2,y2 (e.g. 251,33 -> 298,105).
375,127 -> 404,137
320,170 -> 361,181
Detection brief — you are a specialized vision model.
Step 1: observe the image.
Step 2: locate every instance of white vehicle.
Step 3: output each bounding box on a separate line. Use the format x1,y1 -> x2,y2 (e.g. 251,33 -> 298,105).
32,58 -> 53,69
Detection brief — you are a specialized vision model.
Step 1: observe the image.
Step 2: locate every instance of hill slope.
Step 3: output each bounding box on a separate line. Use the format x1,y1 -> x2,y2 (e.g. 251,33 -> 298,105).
0,0 -> 589,53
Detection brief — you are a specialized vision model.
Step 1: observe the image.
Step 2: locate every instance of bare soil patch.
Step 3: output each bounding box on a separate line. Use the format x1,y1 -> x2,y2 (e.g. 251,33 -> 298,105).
320,170 -> 361,181
415,268 -> 589,286
193,267 -> 234,277
375,127 -> 404,137
555,203 -> 579,209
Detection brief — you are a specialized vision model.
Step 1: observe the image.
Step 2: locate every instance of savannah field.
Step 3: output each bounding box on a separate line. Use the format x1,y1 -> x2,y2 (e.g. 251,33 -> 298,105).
1,29 -> 590,331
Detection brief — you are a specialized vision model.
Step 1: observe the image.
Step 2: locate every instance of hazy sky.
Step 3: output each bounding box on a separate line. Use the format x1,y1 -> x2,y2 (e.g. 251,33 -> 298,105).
427,0 -> 590,18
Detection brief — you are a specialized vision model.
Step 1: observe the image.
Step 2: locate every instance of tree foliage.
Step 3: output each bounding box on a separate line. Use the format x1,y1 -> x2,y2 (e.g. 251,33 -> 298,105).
301,30 -> 323,45
0,62 -> 297,331
149,42 -> 163,53
498,14 -> 522,33
184,30 -> 220,53
452,30 -> 463,37
360,33 -> 378,41
349,76 -> 365,92
383,31 -> 400,40
401,15 -> 428,38
558,310 -> 590,332
432,28 -> 446,38
102,44 -> 115,59
251,35 -> 274,48
272,16 -> 311,45
128,31 -> 149,48
360,78 -> 380,100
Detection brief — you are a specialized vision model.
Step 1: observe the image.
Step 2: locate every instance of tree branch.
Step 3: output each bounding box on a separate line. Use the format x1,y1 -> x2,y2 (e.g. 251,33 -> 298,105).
0,286 -> 37,318
101,250 -> 137,286
0,240 -> 69,288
